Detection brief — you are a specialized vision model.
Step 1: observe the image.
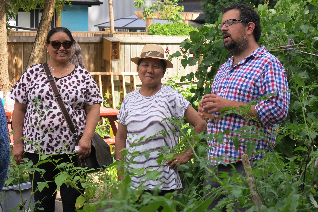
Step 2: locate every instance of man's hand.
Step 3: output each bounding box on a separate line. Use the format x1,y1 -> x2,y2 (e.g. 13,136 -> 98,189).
198,99 -> 205,120
201,94 -> 233,114
78,138 -> 92,159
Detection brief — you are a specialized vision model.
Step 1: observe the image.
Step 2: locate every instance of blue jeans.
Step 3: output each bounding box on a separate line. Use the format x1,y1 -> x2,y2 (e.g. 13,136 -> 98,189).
0,102 -> 10,192
25,153 -> 84,212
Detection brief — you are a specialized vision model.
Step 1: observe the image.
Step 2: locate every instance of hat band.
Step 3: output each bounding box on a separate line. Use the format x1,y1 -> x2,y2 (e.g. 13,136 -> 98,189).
140,51 -> 164,59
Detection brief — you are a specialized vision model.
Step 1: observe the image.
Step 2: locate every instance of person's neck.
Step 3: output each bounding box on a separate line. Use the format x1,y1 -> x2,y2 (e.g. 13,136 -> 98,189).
139,84 -> 162,97
232,43 -> 260,66
48,60 -> 70,69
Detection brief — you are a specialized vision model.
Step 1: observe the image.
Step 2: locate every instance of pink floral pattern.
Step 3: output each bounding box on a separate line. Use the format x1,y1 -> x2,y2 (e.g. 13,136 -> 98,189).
10,64 -> 102,154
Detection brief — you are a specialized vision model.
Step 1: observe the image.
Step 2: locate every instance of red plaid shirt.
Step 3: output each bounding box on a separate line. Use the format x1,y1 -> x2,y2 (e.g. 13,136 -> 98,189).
207,46 -> 290,163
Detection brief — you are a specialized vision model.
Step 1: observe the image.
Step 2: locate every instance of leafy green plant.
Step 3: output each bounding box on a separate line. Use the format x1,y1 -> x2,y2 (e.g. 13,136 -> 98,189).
201,0 -> 277,24
148,22 -> 198,36
134,0 -> 184,23
95,118 -> 111,138
165,74 -> 198,107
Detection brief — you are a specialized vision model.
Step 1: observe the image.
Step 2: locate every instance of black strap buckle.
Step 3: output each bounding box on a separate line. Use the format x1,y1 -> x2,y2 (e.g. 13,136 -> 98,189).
46,78 -> 54,83
54,95 -> 62,99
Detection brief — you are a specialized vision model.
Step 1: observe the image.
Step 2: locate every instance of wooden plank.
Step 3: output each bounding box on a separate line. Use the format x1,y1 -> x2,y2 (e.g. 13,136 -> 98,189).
130,75 -> 136,92
105,75 -> 114,108
119,75 -> 125,103
95,42 -> 103,72
118,43 -> 125,72
89,72 -> 138,76
23,43 -> 33,70
113,35 -> 189,44
8,36 -> 102,43
124,43 -> 131,72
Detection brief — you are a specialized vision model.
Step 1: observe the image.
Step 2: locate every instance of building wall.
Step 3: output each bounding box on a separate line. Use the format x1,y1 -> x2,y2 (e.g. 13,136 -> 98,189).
88,0 -> 153,31
61,5 -> 89,31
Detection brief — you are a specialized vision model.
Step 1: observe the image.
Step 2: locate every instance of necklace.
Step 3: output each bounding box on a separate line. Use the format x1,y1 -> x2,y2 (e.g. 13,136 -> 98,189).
49,63 -> 71,77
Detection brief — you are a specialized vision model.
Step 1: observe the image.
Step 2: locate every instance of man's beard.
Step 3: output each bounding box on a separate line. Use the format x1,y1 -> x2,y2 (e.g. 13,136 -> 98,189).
224,35 -> 249,56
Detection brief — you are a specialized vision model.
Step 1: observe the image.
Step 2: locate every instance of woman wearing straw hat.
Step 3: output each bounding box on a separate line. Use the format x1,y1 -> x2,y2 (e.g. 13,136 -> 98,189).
115,44 -> 206,197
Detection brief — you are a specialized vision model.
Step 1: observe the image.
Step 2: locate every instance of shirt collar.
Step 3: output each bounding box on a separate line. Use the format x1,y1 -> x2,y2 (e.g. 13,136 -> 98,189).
228,45 -> 266,68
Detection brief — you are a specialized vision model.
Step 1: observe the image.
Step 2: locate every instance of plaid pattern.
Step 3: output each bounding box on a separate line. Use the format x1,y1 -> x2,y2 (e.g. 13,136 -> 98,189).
207,46 -> 290,163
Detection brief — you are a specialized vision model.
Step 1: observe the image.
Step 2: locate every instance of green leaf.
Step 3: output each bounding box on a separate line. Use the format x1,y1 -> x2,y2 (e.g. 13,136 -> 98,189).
294,75 -> 305,87
37,181 -> 47,192
145,170 -> 161,180
85,187 -> 96,199
300,25 -> 310,33
190,197 -> 215,212
233,136 -> 239,151
54,173 -> 70,189
290,101 -> 301,110
75,195 -> 86,209
215,133 -> 224,144
246,141 -> 256,157
232,189 -> 242,198
309,194 -> 318,208
144,151 -> 151,160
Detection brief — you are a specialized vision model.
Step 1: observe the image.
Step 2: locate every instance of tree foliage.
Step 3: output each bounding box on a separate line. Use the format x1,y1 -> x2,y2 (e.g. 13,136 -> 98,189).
201,0 -> 277,23
134,0 -> 184,23
148,22 -> 198,36
5,0 -> 66,24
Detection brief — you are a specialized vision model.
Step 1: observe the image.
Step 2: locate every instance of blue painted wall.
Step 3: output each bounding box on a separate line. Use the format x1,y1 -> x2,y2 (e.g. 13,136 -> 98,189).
61,5 -> 88,31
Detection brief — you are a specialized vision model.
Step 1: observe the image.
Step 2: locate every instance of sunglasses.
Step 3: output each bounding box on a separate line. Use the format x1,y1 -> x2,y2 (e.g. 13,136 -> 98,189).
47,40 -> 73,49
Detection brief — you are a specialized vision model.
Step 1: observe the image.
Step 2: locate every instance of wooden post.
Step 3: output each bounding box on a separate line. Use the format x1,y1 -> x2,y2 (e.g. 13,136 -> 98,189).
119,75 -> 125,103
108,0 -> 115,34
241,154 -> 262,210
105,75 -> 114,108
146,18 -> 152,32
130,75 -> 136,92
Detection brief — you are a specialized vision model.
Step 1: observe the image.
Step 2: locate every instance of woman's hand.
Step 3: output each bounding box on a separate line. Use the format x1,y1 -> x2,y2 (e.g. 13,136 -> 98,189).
12,142 -> 24,164
118,174 -> 124,181
166,152 -> 193,169
12,102 -> 27,164
78,138 -> 92,159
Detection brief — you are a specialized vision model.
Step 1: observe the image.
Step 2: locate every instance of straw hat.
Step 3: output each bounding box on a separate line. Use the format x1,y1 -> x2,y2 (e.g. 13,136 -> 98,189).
131,44 -> 173,68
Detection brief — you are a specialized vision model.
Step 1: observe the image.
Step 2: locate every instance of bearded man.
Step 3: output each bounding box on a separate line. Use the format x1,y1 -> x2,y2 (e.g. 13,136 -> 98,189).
198,3 -> 290,211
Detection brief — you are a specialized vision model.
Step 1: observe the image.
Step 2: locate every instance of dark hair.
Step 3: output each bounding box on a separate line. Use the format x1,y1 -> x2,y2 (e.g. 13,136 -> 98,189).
222,3 -> 261,43
46,27 -> 75,43
137,58 -> 167,73
69,41 -> 85,68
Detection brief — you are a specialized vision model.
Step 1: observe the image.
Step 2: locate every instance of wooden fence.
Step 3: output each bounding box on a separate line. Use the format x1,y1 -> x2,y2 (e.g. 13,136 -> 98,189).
7,32 -> 198,108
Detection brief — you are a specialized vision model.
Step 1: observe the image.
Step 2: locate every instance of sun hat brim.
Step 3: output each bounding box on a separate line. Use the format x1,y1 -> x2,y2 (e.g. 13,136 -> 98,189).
131,56 -> 173,68
130,44 -> 173,68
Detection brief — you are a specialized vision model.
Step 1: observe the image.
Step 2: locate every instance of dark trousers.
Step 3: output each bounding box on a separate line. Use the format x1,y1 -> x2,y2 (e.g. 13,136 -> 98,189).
205,161 -> 246,212
138,189 -> 175,212
26,153 -> 83,212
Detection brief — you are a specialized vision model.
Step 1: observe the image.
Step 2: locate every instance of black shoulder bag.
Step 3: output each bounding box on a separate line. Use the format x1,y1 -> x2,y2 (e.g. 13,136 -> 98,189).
43,63 -> 113,172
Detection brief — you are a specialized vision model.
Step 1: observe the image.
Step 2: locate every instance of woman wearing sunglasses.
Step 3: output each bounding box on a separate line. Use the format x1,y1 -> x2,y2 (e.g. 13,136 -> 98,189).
10,27 -> 102,212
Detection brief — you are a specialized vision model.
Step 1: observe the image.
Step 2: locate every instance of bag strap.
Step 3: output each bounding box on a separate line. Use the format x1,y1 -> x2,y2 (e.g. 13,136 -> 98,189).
43,63 -> 77,134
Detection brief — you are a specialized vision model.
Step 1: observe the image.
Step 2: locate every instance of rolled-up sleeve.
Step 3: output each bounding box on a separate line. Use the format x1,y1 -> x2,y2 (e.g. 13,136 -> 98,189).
255,60 -> 290,126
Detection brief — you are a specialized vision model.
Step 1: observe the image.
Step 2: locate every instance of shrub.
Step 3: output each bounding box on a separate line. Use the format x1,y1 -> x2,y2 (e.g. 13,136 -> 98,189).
148,22 -> 198,36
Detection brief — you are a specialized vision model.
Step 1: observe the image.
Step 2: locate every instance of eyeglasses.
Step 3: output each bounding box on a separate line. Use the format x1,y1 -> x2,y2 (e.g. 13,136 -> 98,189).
47,40 -> 73,49
218,19 -> 245,30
